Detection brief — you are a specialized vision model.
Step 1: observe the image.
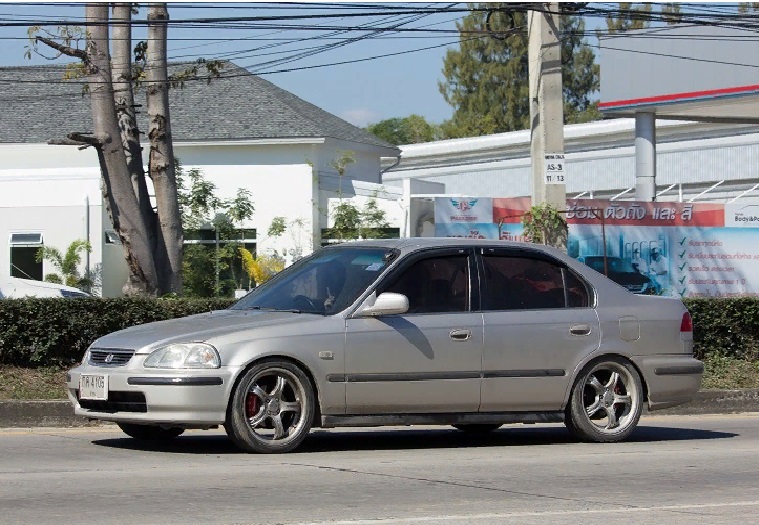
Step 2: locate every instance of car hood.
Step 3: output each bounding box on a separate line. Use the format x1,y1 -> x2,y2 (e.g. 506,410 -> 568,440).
91,309 -> 312,352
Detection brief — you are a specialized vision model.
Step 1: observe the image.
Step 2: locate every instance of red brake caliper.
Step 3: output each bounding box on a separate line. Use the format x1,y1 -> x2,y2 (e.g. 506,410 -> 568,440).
246,392 -> 260,418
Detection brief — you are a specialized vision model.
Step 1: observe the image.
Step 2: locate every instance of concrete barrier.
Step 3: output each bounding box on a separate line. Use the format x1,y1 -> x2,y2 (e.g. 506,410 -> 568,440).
1,390 -> 758,428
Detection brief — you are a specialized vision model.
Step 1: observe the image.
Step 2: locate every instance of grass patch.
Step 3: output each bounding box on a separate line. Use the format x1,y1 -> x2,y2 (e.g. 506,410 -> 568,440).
1,357 -> 758,400
701,354 -> 759,390
0,366 -> 69,400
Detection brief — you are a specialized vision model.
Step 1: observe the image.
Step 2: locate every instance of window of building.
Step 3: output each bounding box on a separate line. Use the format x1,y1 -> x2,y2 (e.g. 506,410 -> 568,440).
104,230 -> 122,245
9,232 -> 43,280
182,228 -> 257,296
380,254 -> 469,313
481,255 -> 590,310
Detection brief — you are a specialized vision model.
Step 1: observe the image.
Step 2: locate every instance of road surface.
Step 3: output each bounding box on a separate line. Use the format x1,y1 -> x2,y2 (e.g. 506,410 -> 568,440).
1,414 -> 758,525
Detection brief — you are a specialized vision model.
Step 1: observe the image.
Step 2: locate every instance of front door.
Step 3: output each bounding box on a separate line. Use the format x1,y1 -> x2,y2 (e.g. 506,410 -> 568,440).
344,250 -> 484,414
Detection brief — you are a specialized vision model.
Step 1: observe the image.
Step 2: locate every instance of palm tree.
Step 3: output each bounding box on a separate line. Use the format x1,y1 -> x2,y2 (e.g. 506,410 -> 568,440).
36,240 -> 92,290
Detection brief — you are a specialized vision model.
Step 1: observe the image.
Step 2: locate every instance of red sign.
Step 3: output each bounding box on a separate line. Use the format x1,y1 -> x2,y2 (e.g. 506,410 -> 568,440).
491,198 -> 724,227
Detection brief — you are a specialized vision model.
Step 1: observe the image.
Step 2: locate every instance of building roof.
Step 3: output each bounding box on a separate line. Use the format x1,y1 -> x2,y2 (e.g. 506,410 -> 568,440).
0,62 -> 397,151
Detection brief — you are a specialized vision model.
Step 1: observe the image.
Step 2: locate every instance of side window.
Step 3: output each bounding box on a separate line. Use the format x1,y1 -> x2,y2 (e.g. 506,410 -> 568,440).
564,268 -> 591,308
9,233 -> 43,281
482,256 -> 567,310
381,255 -> 469,313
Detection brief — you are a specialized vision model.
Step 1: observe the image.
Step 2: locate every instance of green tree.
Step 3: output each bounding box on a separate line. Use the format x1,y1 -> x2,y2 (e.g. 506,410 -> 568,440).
521,203 -> 567,250
439,4 -> 600,138
177,165 -> 255,297
329,198 -> 391,241
602,3 -> 682,32
603,2 -> 652,32
36,240 -> 92,290
366,115 -> 441,145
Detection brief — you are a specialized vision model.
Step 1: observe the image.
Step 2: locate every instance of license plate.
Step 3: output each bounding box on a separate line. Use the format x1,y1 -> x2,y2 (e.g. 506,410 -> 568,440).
79,374 -> 108,401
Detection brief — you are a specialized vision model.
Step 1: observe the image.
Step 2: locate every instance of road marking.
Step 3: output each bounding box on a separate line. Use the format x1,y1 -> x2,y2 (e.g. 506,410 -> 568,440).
293,501 -> 759,525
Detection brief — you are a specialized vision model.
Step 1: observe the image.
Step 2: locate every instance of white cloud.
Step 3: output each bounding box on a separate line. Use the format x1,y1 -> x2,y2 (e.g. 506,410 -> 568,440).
339,108 -> 380,128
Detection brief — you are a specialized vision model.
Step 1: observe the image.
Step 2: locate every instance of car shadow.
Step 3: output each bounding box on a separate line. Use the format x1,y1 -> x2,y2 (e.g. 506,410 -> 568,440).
91,424 -> 737,455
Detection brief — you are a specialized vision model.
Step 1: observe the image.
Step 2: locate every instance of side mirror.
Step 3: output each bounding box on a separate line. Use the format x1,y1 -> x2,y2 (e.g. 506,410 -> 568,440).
356,292 -> 409,317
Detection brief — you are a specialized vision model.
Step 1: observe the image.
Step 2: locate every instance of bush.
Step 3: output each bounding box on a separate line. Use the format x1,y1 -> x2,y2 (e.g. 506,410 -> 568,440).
0,297 -> 235,367
684,298 -> 759,362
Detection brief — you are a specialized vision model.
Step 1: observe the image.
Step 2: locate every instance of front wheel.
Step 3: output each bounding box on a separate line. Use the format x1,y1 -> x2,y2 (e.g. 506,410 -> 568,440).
117,422 -> 184,440
225,360 -> 315,453
566,357 -> 643,443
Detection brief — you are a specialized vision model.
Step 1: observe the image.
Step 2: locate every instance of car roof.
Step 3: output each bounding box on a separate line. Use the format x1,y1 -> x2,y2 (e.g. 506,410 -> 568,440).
325,237 -> 560,253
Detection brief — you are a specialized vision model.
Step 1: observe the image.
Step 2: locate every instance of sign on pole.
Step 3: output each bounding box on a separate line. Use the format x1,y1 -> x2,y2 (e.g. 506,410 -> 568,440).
544,153 -> 565,185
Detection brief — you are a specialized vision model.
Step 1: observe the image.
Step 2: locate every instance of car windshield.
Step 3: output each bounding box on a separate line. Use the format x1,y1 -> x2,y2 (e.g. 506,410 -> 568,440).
231,246 -> 396,315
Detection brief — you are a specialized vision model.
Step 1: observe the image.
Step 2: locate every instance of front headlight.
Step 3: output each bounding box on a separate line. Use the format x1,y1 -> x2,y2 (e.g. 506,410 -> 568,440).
143,343 -> 221,369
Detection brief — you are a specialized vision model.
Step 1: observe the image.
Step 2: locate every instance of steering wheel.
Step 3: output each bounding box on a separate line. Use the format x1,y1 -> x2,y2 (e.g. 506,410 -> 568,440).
292,295 -> 318,312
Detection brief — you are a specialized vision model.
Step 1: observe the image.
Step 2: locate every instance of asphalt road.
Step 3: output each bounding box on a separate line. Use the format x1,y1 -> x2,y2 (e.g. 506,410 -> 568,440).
1,414 -> 759,525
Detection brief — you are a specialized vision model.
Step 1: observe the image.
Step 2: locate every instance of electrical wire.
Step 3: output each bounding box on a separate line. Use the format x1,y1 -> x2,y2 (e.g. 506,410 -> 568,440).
3,2 -> 759,91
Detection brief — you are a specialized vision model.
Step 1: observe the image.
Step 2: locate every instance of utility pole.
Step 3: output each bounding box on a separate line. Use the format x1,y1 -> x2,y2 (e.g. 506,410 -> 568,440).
528,3 -> 566,210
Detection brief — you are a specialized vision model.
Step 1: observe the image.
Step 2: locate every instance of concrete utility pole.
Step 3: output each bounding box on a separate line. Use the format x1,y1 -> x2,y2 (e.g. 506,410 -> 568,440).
528,3 -> 566,209
635,112 -> 657,201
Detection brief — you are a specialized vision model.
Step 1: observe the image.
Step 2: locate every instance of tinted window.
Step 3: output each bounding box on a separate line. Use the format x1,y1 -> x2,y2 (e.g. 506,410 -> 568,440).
565,268 -> 591,308
482,256 -> 589,310
381,255 -> 469,313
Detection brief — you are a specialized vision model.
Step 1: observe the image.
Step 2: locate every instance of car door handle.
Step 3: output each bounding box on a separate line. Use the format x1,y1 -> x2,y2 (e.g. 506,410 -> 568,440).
570,324 -> 592,336
449,329 -> 471,341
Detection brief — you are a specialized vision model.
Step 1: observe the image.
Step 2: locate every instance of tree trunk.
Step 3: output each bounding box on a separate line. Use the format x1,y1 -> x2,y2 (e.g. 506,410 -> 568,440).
146,3 -> 183,295
111,3 -> 156,245
85,4 -> 158,296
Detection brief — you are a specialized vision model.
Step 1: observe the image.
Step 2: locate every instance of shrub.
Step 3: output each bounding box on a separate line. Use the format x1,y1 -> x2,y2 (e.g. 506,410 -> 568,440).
684,298 -> 759,362
0,297 -> 235,367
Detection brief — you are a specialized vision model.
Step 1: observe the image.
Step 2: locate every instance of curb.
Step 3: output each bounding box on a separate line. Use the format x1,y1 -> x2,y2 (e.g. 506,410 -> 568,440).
1,390 -> 758,428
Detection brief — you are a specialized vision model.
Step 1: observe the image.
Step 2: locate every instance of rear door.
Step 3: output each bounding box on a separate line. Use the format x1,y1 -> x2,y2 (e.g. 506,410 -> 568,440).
478,248 -> 600,412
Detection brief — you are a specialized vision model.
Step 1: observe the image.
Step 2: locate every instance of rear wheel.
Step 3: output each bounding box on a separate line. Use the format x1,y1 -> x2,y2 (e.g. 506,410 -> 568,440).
225,359 -> 315,453
452,424 -> 502,433
117,422 -> 184,441
566,357 -> 643,443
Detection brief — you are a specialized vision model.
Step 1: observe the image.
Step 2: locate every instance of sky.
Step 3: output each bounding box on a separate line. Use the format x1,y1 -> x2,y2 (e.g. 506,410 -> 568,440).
0,2 -> 468,127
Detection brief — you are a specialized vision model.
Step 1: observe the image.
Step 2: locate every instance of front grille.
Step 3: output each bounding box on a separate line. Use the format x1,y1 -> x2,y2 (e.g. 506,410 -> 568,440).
77,391 -> 147,413
88,348 -> 135,367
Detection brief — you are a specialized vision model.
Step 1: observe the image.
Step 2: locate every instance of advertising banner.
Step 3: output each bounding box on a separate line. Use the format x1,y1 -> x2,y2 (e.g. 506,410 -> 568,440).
434,197 -> 759,298
434,197 -> 493,224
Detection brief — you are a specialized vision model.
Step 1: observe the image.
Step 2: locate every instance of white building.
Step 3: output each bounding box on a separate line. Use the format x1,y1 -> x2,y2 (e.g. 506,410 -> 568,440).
383,119 -> 759,238
0,63 -> 401,296
385,119 -> 759,203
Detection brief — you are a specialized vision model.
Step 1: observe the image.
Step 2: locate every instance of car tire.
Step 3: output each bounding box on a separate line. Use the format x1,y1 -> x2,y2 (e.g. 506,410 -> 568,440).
225,359 -> 315,454
452,424 -> 501,433
117,422 -> 184,440
566,356 -> 643,443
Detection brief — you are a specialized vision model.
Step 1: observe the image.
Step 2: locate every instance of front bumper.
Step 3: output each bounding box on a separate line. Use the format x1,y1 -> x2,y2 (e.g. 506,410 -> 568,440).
631,355 -> 704,411
67,361 -> 244,427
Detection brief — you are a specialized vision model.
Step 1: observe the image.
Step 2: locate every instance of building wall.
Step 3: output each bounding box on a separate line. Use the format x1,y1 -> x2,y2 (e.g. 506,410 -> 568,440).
0,146 -> 106,291
384,120 -> 759,203
0,139 -> 395,295
600,26 -> 759,103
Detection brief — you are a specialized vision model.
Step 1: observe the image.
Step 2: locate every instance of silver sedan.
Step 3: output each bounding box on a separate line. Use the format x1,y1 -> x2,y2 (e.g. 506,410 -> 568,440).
67,239 -> 703,453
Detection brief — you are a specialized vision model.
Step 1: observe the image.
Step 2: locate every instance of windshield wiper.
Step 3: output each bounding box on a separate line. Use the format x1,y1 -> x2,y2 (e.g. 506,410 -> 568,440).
241,306 -> 304,314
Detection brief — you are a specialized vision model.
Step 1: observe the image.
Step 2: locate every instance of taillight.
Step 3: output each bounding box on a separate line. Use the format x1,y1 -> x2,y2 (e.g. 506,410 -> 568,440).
680,312 -> 693,333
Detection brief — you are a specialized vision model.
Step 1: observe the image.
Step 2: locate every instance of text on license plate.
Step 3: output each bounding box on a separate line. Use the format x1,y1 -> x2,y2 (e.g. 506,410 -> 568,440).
79,374 -> 108,401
